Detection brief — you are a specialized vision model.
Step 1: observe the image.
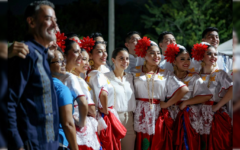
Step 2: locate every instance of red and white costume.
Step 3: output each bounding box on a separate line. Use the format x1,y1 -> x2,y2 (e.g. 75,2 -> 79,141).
73,76 -> 101,150
199,69 -> 233,150
172,72 -> 212,150
86,70 -> 127,150
131,66 -> 186,150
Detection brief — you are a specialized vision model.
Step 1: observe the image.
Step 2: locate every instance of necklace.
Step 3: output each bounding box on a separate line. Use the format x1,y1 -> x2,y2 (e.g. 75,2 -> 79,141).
144,65 -> 157,109
200,68 -> 216,88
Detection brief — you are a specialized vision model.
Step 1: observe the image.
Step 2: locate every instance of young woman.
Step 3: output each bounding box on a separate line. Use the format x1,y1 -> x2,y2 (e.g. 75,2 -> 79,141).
191,42 -> 233,150
70,49 -> 101,150
58,38 -> 88,129
130,37 -> 189,150
162,43 -> 212,150
82,36 -> 126,150
104,47 -> 136,150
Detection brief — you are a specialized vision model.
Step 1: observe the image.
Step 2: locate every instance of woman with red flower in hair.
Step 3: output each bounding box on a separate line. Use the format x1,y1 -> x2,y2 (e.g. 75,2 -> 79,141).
83,36 -> 127,150
162,43 -> 212,150
130,37 -> 189,150
192,42 -> 233,150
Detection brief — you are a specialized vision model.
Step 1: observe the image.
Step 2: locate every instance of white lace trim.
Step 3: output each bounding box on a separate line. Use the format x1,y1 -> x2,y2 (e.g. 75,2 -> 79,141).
168,105 -> 180,120
188,105 -> 201,134
75,117 -> 101,150
199,105 -> 229,135
134,101 -> 161,135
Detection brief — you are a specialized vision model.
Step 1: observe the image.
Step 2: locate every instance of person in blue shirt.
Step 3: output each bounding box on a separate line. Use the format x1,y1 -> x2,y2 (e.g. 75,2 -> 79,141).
8,1 -> 59,150
49,48 -> 78,150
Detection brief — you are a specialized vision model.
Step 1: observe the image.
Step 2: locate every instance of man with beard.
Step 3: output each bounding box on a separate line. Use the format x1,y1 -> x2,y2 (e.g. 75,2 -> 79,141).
8,1 -> 59,150
201,27 -> 232,73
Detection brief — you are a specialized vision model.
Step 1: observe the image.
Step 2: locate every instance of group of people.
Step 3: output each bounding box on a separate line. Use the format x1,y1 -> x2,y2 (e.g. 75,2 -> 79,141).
8,1 -> 233,150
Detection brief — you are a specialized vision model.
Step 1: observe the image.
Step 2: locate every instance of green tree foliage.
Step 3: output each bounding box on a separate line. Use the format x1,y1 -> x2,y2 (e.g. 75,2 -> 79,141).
141,0 -> 232,49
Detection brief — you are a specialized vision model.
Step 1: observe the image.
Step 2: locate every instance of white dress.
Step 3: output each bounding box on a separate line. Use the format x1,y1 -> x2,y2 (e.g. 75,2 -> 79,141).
171,72 -> 212,134
131,65 -> 186,135
199,69 -> 233,134
60,72 -> 100,150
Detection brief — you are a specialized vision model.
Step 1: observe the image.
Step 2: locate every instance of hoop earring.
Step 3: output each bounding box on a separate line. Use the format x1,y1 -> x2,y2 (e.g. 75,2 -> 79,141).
173,65 -> 177,71
89,60 -> 94,66
144,60 -> 146,65
201,61 -> 205,67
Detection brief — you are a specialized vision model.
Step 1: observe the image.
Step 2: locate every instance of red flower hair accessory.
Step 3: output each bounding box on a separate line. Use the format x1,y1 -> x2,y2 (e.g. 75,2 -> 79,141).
164,43 -> 180,63
70,38 -> 82,49
56,31 -> 67,52
80,36 -> 95,53
191,43 -> 209,61
134,36 -> 151,58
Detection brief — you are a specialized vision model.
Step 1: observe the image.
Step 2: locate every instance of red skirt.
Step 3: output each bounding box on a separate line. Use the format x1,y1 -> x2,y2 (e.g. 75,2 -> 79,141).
233,110 -> 240,148
151,108 -> 174,150
173,107 -> 201,150
135,132 -> 153,150
99,110 -> 127,150
207,108 -> 232,150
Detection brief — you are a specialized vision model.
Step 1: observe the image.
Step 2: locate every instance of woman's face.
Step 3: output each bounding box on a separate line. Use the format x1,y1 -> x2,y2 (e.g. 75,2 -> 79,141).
75,51 -> 89,73
50,50 -> 66,76
173,51 -> 190,71
89,44 -> 107,66
202,47 -> 218,66
65,42 -> 82,69
145,46 -> 161,66
112,50 -> 129,71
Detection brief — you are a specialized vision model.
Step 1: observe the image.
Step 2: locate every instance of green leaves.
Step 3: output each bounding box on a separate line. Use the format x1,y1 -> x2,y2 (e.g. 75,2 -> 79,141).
141,0 -> 232,49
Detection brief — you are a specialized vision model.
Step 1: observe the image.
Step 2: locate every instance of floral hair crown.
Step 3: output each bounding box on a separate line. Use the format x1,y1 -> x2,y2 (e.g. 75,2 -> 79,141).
164,43 -> 181,63
191,42 -> 209,61
134,36 -> 151,58
80,36 -> 95,53
56,31 -> 67,52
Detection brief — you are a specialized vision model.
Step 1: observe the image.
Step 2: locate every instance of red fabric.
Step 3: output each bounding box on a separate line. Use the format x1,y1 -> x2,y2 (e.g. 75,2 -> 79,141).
201,134 -> 209,150
135,132 -> 153,150
151,108 -> 174,150
204,101 -> 214,105
173,107 -> 201,150
136,98 -> 160,104
208,109 -> 232,150
233,110 -> 240,148
99,111 -> 127,150
77,145 -> 94,150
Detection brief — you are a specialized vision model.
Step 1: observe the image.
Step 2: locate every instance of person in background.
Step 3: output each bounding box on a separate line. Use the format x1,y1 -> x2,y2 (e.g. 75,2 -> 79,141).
124,31 -> 144,73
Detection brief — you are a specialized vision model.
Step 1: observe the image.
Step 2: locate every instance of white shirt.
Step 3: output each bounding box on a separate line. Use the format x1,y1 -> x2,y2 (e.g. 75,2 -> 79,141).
105,71 -> 136,112
86,70 -> 114,108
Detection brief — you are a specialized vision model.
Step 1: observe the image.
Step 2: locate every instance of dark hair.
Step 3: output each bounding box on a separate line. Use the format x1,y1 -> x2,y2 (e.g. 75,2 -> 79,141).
158,31 -> 174,44
24,0 -> 54,20
64,39 -> 79,55
89,41 -> 105,53
90,32 -> 104,41
175,47 -> 191,59
125,31 -> 141,43
24,0 -> 54,30
202,27 -> 219,38
65,33 -> 79,40
112,47 -> 129,59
